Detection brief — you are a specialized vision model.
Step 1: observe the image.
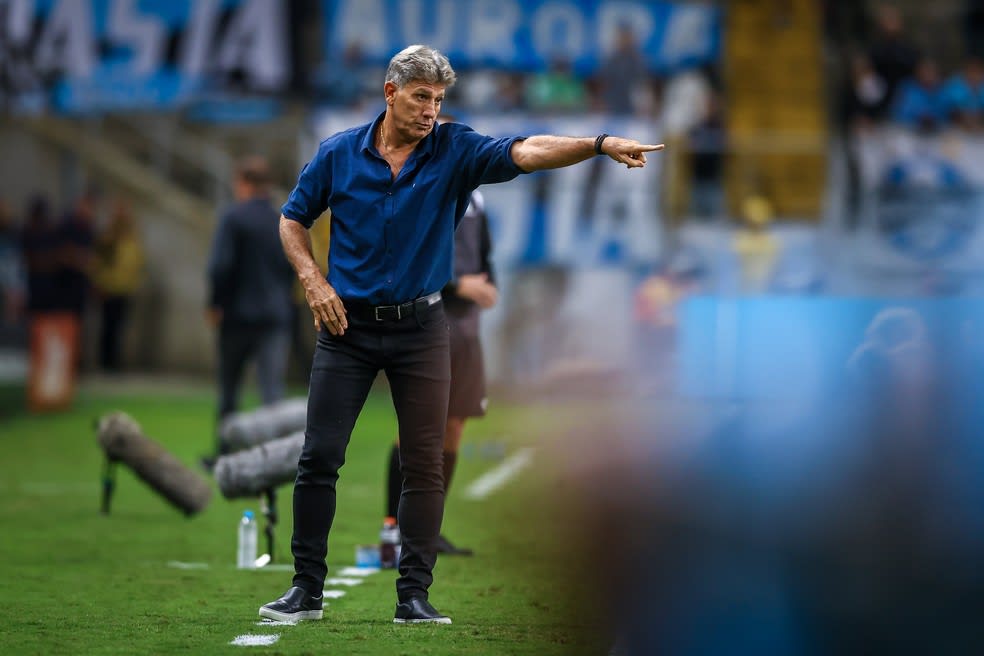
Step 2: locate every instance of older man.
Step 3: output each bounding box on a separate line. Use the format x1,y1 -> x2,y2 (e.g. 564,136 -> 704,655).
260,44 -> 663,625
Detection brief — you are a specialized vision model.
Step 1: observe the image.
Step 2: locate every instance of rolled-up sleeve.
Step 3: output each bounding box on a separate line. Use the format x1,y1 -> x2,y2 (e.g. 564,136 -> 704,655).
455,128 -> 527,188
282,143 -> 332,228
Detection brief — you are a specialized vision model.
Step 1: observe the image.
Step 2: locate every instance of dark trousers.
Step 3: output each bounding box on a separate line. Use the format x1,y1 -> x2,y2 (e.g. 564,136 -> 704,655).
99,295 -> 130,372
217,322 -> 289,422
291,301 -> 450,602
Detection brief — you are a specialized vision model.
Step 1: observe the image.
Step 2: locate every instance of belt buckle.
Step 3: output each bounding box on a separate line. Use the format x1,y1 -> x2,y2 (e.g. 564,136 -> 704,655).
374,304 -> 400,321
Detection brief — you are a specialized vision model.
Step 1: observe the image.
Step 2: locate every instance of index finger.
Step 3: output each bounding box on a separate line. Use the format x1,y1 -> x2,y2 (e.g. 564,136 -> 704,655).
638,144 -> 665,152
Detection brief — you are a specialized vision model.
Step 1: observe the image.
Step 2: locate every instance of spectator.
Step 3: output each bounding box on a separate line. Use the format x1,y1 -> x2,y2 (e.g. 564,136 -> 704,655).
596,23 -> 651,116
55,189 -> 97,319
689,89 -> 726,220
0,199 -> 25,323
662,65 -> 713,139
942,56 -> 984,129
525,56 -> 588,114
20,196 -> 60,315
867,4 -> 921,106
891,58 -> 947,132
311,41 -> 375,108
843,51 -> 891,128
92,199 -> 144,373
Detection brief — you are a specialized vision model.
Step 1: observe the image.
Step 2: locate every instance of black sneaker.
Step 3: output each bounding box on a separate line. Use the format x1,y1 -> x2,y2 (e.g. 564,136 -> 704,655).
258,586 -> 324,622
435,534 -> 474,556
393,597 -> 452,624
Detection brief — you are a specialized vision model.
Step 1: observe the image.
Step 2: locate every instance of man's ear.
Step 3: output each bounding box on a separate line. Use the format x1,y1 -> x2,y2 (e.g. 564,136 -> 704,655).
383,81 -> 397,105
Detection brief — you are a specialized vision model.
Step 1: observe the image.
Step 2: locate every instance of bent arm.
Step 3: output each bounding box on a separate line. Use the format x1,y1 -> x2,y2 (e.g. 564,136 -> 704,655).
510,135 -> 664,172
280,215 -> 348,335
280,215 -> 322,287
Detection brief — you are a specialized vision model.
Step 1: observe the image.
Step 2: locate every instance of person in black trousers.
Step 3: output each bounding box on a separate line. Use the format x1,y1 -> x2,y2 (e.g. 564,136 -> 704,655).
206,156 -> 294,452
383,183 -> 497,556
260,44 -> 663,625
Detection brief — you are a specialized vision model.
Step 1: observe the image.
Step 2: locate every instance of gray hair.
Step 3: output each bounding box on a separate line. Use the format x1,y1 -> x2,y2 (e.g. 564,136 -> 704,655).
385,45 -> 456,89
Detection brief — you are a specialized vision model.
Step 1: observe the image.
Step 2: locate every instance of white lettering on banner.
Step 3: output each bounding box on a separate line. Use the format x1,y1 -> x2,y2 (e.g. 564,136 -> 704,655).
598,2 -> 655,54
333,0 -> 387,55
531,2 -> 585,59
215,0 -> 288,89
34,0 -> 95,78
400,0 -> 456,51
107,0 -> 166,76
180,0 -> 221,78
467,0 -> 519,61
6,0 -> 33,44
660,5 -> 713,65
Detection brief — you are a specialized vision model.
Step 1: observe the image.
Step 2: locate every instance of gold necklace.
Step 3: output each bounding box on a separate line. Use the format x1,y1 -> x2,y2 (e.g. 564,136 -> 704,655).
379,126 -> 390,154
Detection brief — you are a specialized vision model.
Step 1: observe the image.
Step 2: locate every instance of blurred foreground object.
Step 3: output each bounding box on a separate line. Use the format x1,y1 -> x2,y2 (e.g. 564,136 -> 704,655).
218,397 -> 307,453
214,431 -> 303,500
96,411 -> 212,516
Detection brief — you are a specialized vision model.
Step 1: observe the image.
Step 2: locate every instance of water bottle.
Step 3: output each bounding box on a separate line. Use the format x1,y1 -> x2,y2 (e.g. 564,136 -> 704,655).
237,510 -> 258,569
379,516 -> 401,569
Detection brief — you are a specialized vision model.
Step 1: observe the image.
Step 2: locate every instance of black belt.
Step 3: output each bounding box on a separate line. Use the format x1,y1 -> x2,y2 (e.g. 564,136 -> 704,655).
347,291 -> 442,322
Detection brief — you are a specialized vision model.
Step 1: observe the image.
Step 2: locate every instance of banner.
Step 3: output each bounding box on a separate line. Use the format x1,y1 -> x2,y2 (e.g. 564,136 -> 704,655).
0,0 -> 290,113
853,128 -> 984,271
321,0 -> 720,74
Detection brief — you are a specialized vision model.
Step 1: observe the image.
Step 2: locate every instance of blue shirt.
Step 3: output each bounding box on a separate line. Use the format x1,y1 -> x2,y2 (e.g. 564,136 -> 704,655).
282,112 -> 526,304
891,80 -> 947,128
941,75 -> 984,116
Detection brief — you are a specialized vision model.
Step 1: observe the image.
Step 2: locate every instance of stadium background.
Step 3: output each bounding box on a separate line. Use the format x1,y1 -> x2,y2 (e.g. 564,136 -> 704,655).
3,1 -> 984,654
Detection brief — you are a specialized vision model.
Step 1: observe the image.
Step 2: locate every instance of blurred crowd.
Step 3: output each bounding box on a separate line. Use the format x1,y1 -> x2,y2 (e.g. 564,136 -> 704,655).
310,26 -> 722,126
0,190 -> 144,373
841,4 -> 984,134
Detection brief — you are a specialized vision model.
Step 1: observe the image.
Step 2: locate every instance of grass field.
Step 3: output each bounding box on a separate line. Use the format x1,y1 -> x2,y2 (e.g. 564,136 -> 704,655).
0,378 -> 605,655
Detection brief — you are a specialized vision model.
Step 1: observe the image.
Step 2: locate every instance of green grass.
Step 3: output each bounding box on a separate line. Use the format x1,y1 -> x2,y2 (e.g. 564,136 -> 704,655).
0,380 -> 604,655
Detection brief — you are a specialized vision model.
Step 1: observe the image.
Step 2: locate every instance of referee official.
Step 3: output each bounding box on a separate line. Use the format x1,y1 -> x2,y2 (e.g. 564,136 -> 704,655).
260,44 -> 663,625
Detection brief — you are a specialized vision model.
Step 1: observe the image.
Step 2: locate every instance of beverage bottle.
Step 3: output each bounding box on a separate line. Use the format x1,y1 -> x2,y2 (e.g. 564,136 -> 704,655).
379,516 -> 400,569
237,510 -> 258,569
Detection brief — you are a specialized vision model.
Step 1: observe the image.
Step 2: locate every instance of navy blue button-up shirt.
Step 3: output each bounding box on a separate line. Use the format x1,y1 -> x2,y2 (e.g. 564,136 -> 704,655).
282,112 -> 526,304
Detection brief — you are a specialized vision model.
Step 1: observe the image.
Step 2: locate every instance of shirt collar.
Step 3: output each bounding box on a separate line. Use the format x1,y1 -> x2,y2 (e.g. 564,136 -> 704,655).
359,110 -> 438,159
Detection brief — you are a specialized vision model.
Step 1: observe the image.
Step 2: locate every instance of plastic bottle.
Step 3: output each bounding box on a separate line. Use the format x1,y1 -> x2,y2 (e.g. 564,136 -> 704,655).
237,510 -> 258,569
379,516 -> 401,569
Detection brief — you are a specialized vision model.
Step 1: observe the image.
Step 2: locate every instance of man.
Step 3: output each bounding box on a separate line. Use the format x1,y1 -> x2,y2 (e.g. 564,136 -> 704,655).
383,141 -> 497,555
206,156 -> 294,445
260,44 -> 662,625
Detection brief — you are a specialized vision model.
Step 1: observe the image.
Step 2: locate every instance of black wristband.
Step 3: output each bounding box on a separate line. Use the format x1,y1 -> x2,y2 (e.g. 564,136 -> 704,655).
594,133 -> 609,155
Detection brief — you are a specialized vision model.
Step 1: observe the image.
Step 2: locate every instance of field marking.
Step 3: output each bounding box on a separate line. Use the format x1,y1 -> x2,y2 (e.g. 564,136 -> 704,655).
464,447 -> 535,500
322,590 -> 346,599
256,619 -> 296,627
230,634 -> 280,646
166,561 -> 210,570
325,577 -> 363,586
336,566 -> 378,577
258,564 -> 294,571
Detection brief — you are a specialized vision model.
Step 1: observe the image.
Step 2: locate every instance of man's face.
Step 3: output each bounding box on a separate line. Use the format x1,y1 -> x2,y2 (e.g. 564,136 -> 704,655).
385,80 -> 445,141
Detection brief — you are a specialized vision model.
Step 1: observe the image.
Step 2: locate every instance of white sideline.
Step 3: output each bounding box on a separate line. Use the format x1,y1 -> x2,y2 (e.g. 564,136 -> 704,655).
464,448 -> 535,500
336,566 -> 379,576
324,577 -> 363,586
230,634 -> 280,646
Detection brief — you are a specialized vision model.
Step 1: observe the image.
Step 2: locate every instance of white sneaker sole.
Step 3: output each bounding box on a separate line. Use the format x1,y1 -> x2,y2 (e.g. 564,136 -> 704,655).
258,607 -> 323,622
393,617 -> 452,625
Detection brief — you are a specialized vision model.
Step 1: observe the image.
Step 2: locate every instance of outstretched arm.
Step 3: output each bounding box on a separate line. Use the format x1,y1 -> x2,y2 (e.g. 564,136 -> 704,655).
510,135 -> 664,173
